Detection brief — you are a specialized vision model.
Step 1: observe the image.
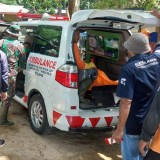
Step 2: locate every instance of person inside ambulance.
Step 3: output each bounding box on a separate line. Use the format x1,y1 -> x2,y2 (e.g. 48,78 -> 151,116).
18,41 -> 31,71
73,30 -> 118,104
141,28 -> 150,37
16,42 -> 31,92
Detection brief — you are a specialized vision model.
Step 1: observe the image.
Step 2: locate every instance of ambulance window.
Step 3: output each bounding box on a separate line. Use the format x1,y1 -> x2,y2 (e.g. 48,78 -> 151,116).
33,25 -> 62,57
19,26 -> 37,46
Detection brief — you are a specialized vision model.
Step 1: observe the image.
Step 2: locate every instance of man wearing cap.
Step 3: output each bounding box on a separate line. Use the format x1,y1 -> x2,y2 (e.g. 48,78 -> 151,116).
111,33 -> 160,160
0,24 -> 23,126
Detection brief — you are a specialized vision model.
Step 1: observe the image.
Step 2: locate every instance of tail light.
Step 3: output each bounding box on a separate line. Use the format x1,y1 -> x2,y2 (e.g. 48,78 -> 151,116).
55,64 -> 78,88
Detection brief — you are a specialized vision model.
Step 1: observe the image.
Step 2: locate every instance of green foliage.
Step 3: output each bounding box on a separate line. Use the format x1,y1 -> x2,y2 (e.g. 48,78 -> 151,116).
134,0 -> 160,10
0,0 -> 160,14
80,0 -> 160,10
80,0 -> 131,9
17,0 -> 59,13
0,0 -> 17,5
50,8 -> 56,14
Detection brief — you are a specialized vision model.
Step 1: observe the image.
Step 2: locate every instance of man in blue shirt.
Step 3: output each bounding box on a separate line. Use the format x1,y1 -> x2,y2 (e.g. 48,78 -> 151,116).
0,49 -> 9,147
111,33 -> 160,160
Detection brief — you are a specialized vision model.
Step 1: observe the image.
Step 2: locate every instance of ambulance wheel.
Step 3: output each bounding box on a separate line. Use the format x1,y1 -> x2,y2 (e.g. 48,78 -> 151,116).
29,94 -> 49,135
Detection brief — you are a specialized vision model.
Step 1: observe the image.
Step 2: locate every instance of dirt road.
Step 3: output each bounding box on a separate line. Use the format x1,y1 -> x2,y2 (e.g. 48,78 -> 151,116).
0,100 -> 122,160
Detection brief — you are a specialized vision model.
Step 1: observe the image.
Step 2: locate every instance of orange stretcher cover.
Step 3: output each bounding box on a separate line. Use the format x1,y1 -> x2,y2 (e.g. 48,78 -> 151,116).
89,69 -> 118,90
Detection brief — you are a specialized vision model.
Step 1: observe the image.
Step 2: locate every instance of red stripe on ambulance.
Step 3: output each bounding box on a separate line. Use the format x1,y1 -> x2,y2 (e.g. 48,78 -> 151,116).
53,112 -> 115,128
66,116 -> 85,128
89,117 -> 100,127
104,117 -> 113,125
53,111 -> 62,125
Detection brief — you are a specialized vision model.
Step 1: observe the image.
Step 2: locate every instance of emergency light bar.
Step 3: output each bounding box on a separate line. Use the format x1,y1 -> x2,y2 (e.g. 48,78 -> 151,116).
17,12 -> 69,21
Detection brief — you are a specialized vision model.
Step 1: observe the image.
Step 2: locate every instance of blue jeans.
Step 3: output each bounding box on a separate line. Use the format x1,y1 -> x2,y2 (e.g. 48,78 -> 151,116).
121,131 -> 144,160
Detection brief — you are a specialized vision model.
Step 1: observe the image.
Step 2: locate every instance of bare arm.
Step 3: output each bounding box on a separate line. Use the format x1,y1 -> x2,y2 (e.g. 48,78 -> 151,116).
111,98 -> 131,143
73,43 -> 85,69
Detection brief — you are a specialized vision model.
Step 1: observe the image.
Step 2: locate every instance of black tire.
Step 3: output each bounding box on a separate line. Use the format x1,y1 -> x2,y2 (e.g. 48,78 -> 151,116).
29,94 -> 49,134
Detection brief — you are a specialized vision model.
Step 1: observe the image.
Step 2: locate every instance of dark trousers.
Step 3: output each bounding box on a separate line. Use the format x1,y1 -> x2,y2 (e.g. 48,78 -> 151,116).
0,76 -> 16,122
2,76 -> 16,108
144,149 -> 160,160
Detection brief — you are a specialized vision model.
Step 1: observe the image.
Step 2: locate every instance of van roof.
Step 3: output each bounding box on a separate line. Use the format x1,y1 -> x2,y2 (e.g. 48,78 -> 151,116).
18,9 -> 160,31
18,20 -> 70,27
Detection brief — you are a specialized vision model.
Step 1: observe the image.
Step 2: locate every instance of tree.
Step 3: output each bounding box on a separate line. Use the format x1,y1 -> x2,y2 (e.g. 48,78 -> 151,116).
80,0 -> 132,9
15,0 -> 59,13
80,0 -> 94,9
0,0 -> 17,5
0,0 -> 159,14
67,0 -> 80,19
134,0 -> 159,10
80,0 -> 160,10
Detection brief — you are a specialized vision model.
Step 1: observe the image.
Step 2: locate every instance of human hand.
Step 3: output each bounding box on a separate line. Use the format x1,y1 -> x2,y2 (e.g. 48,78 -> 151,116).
139,139 -> 149,156
1,92 -> 7,100
111,128 -> 123,144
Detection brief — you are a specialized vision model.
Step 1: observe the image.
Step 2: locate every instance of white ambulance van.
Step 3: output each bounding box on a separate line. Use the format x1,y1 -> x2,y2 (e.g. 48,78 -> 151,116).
13,9 -> 159,134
